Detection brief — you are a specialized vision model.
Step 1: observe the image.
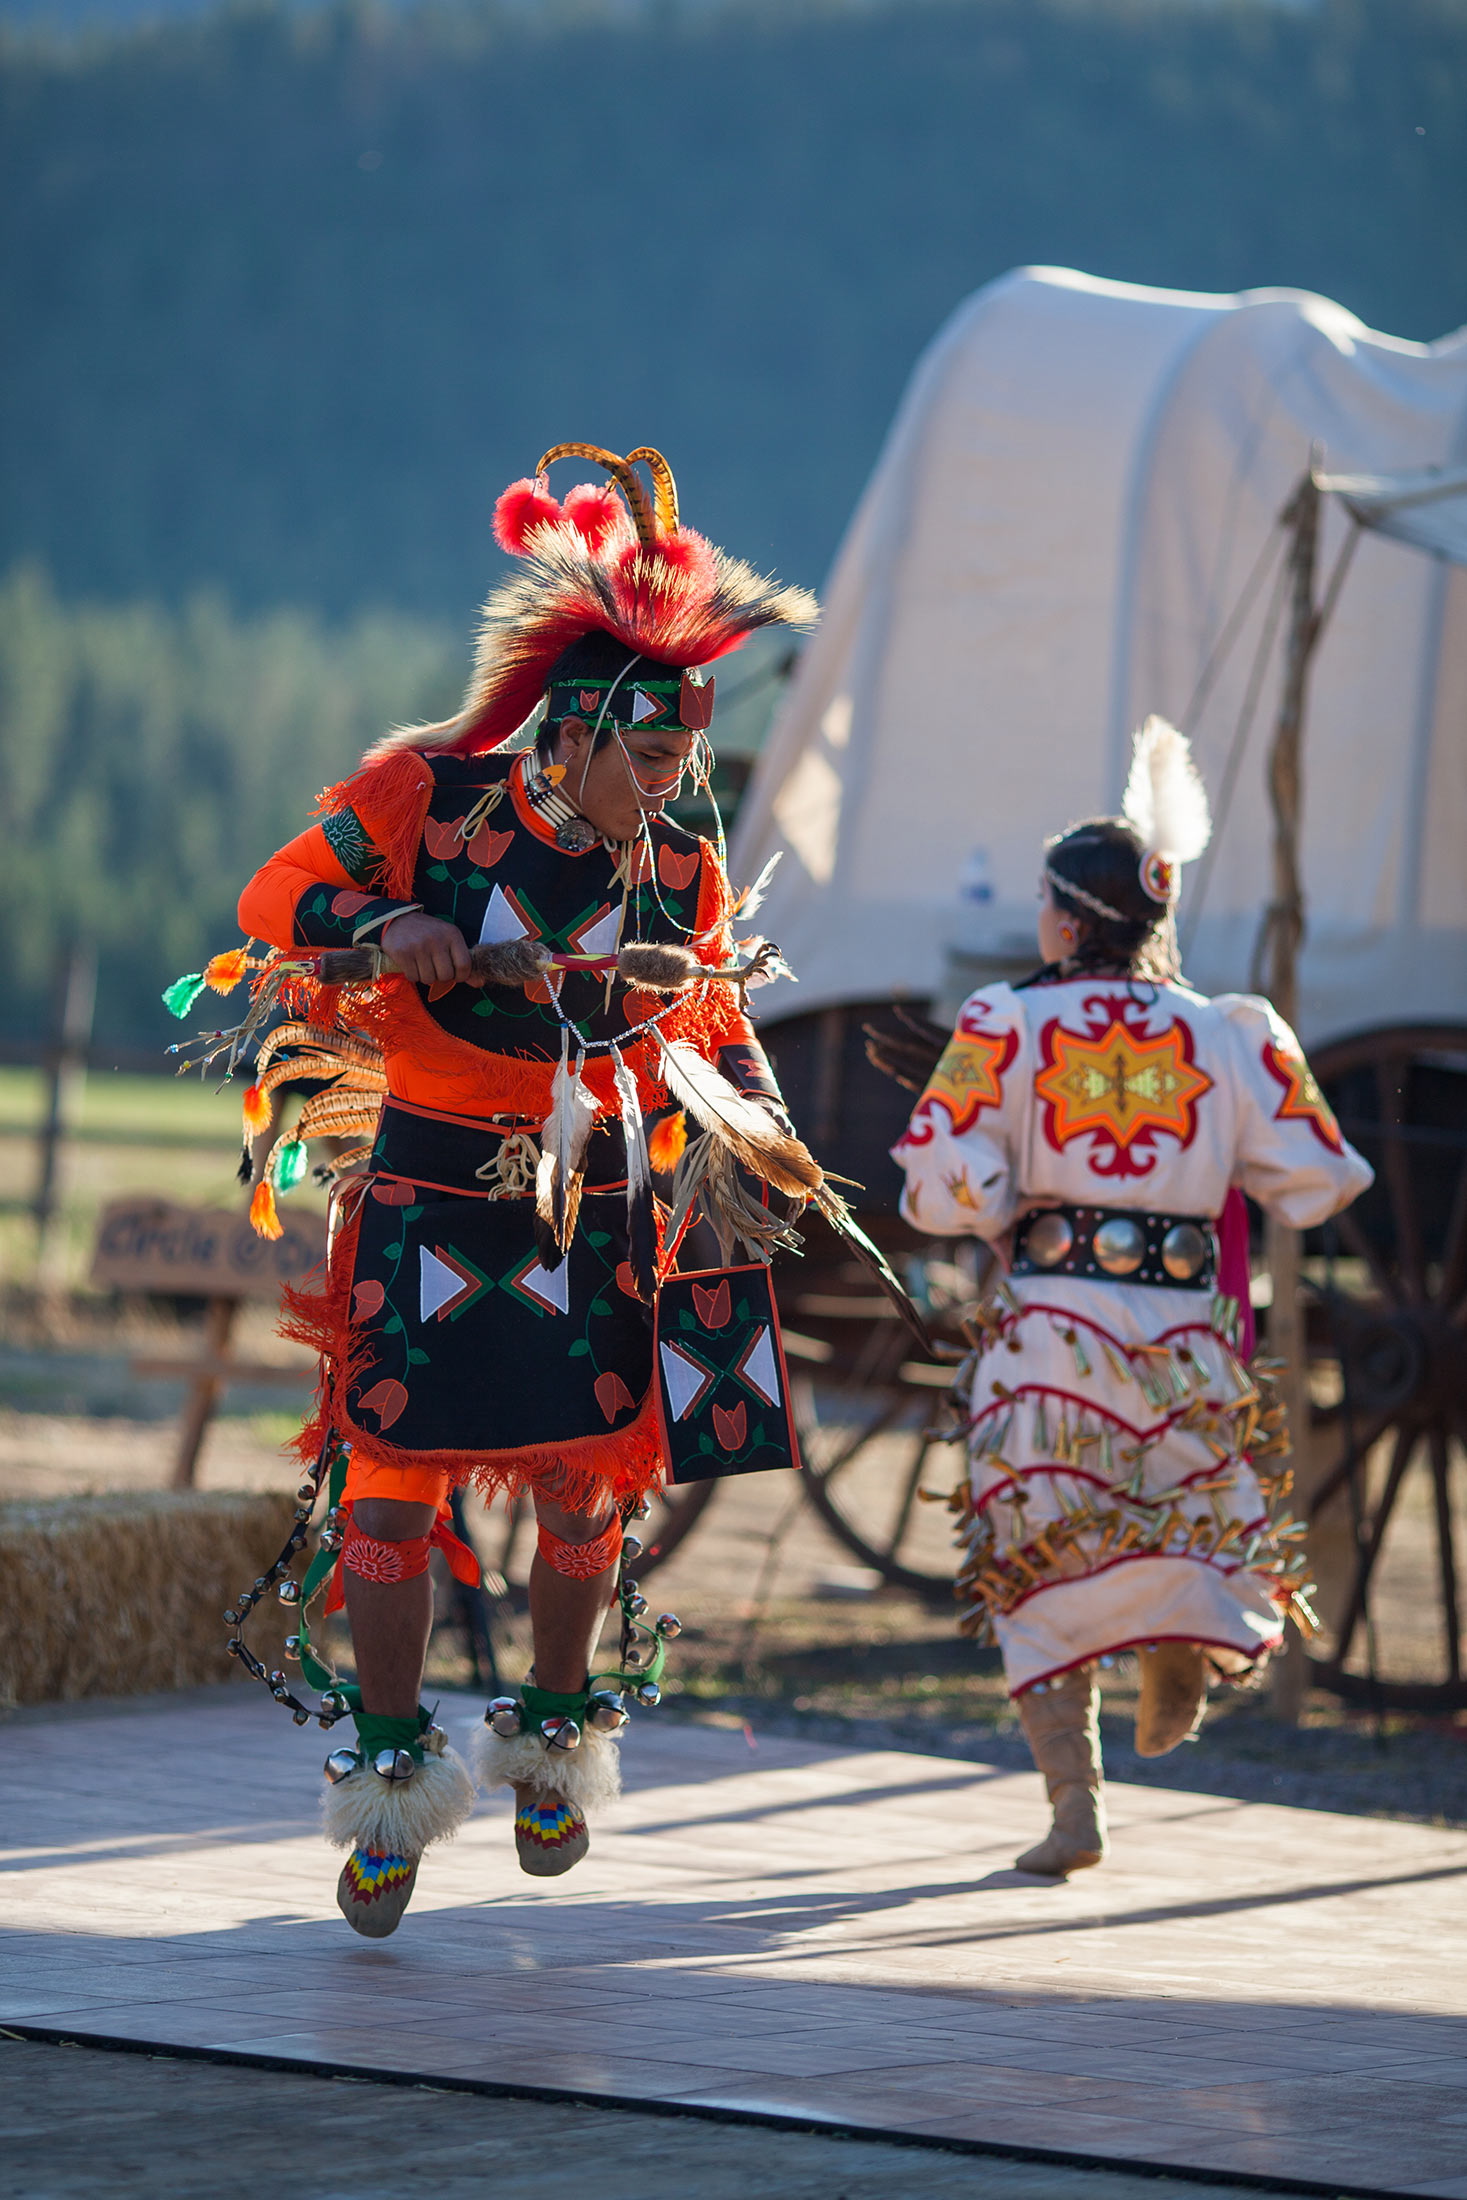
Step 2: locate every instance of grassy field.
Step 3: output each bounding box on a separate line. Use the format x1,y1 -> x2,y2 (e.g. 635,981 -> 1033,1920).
0,1065 -> 325,1289
0,1064 -> 246,1146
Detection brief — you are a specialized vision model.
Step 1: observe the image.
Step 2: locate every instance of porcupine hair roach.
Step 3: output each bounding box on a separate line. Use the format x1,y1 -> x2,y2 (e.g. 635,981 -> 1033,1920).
368,445 -> 818,763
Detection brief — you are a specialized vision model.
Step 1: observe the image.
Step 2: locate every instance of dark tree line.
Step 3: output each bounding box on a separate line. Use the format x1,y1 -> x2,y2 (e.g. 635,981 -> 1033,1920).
2,0 -> 1463,621
1,0 -> 1464,1045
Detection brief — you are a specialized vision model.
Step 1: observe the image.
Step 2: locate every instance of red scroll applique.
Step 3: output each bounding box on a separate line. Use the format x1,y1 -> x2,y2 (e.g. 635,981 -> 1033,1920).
900,1011 -> 1018,1149
1262,1039 -> 1343,1152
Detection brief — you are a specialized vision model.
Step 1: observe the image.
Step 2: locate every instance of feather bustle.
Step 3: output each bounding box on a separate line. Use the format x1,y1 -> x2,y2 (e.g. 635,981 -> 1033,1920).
657,1040 -> 823,1202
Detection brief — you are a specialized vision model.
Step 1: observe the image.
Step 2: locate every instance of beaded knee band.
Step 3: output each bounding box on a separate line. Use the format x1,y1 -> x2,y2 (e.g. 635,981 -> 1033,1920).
341,1520 -> 433,1584
537,1515 -> 623,1580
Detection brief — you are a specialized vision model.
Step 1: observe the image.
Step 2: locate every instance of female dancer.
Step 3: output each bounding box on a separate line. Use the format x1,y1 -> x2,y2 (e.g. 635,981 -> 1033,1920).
893,720 -> 1371,1875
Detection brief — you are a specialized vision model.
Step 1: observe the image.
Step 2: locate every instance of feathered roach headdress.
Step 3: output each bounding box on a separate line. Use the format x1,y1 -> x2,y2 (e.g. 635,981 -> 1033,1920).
370,443 -> 818,761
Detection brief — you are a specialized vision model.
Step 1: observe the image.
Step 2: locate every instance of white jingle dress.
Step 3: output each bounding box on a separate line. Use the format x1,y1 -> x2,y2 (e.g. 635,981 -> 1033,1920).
893,974 -> 1372,1694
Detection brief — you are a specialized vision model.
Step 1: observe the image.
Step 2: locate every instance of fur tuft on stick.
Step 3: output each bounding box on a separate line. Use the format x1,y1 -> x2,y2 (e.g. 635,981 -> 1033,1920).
616,941 -> 700,993
1122,716 -> 1212,863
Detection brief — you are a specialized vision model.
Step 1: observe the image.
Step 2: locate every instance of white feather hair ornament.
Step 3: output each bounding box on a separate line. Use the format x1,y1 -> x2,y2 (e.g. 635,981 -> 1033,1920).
1121,715 -> 1212,904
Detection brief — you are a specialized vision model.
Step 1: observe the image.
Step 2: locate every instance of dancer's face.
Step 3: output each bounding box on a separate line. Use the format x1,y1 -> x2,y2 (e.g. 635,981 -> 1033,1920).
555,716 -> 697,843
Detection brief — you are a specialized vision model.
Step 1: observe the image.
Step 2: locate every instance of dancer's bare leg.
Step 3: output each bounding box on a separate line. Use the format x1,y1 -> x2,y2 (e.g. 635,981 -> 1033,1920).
330,1493 -> 475,1937
528,1493 -> 620,1689
471,1486 -> 626,1878
343,1497 -> 437,1715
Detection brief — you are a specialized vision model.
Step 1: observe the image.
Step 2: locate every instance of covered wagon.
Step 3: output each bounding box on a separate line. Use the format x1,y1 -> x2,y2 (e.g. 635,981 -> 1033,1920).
731,267 -> 1467,1706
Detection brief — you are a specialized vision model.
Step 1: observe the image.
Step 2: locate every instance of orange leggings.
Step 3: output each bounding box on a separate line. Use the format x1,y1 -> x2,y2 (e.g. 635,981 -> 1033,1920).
342,1444 -> 616,1539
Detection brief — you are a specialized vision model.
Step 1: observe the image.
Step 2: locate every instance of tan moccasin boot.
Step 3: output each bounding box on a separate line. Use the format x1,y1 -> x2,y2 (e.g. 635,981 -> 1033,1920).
1135,1641 -> 1207,1757
336,1848 -> 421,1937
1014,1664 -> 1108,1876
512,1785 -> 590,1876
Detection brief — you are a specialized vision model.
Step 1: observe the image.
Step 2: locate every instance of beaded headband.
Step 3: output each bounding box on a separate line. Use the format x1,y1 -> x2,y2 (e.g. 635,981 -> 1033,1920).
1044,863 -> 1131,927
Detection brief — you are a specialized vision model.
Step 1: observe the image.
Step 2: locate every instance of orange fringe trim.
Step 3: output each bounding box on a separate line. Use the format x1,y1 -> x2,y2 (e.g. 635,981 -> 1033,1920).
280,1199 -> 667,1515
348,1391 -> 666,1514
317,750 -> 435,902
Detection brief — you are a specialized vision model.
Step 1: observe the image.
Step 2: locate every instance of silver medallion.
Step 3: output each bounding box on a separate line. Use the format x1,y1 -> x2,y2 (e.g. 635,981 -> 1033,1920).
1025,1211 -> 1074,1268
1092,1216 -> 1147,1275
1161,1222 -> 1209,1281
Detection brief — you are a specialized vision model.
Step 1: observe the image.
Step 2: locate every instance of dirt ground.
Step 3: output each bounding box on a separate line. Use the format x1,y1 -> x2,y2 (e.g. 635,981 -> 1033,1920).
3,1337 -> 1464,1832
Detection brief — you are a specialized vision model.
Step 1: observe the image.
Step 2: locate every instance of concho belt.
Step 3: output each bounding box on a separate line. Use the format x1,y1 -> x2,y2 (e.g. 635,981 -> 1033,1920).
1010,1204 -> 1218,1290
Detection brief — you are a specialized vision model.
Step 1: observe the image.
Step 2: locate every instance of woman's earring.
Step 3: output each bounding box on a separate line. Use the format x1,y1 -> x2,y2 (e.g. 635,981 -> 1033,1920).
1059,924 -> 1076,950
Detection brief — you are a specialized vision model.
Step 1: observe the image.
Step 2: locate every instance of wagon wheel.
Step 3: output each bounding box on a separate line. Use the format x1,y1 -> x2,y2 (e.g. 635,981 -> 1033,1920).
780,1230 -> 975,1598
794,1367 -> 959,1598
483,1480 -> 718,1587
630,1478 -> 719,1580
1302,1024 -> 1467,1713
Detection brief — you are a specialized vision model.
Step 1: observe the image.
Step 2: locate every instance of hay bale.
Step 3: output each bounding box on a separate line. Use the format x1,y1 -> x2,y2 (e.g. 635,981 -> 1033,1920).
0,1489 -> 300,1706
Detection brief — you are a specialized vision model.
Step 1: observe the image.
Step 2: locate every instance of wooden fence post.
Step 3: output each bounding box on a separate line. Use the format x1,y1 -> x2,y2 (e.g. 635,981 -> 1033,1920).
1261,469 -> 1321,1725
34,940 -> 97,1290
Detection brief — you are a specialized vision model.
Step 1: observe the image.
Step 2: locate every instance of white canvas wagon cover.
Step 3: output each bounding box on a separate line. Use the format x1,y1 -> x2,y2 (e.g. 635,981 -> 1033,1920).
731,267 -> 1467,1044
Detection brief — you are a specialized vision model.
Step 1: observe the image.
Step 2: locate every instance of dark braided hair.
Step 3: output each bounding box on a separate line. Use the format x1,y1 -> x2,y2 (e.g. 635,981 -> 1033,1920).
1044,816 -> 1178,983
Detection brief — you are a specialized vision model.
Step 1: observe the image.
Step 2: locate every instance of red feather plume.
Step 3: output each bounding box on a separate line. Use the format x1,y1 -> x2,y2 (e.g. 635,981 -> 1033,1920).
493,478 -> 565,554
561,482 -> 625,554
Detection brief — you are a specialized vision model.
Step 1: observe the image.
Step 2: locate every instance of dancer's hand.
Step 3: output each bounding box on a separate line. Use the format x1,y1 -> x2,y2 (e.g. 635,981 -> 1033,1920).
380,912 -> 481,986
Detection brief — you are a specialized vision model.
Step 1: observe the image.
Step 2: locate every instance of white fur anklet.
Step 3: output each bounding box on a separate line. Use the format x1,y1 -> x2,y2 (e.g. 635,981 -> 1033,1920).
471,1721 -> 622,1814
322,1730 -> 476,1857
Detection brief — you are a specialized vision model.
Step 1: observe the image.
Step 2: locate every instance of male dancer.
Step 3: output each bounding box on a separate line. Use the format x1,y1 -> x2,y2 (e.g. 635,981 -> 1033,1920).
237,446 -> 817,1932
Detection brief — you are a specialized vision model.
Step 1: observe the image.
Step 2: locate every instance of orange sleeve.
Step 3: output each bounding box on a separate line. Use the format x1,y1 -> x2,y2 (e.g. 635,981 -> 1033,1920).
237,820 -> 420,952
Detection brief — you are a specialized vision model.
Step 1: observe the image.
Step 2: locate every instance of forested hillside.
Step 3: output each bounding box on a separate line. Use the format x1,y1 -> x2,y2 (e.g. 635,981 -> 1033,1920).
0,569 -> 459,1043
3,0 -> 1464,622
2,0 -> 1465,1048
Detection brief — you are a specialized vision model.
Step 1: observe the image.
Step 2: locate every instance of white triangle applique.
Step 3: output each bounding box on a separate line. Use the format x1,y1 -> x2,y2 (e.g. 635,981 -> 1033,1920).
631,688 -> 661,723
659,1340 -> 714,1422
420,1245 -> 463,1322
735,1322 -> 781,1408
419,1244 -> 483,1323
571,903 -> 622,957
479,885 -> 530,946
511,1253 -> 570,1317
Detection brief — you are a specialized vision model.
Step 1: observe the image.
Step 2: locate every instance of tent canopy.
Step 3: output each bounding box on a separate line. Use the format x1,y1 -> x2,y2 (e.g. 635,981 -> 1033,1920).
1317,463 -> 1467,567
730,267 -> 1467,1045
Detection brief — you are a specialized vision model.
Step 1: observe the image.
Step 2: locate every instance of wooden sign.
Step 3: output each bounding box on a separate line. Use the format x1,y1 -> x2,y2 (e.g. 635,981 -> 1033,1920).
91,1197 -> 326,1299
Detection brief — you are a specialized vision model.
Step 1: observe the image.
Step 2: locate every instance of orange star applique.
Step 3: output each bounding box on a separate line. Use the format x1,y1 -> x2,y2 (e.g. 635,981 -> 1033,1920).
921,1025 -> 1019,1138
1262,1039 -> 1343,1153
1036,1015 -> 1213,1162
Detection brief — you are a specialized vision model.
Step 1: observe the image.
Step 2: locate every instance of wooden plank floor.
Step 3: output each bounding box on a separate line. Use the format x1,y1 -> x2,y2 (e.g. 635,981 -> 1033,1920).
3,1691 -> 1465,2195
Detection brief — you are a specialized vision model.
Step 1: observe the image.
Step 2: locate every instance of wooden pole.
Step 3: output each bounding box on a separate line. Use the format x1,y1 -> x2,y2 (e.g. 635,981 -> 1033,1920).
172,1294 -> 240,1489
1262,469 -> 1322,1724
34,940 -> 97,1290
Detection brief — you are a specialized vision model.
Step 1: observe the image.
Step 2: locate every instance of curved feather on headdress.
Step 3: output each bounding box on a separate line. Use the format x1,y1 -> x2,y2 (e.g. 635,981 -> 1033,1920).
1122,716 -> 1212,864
